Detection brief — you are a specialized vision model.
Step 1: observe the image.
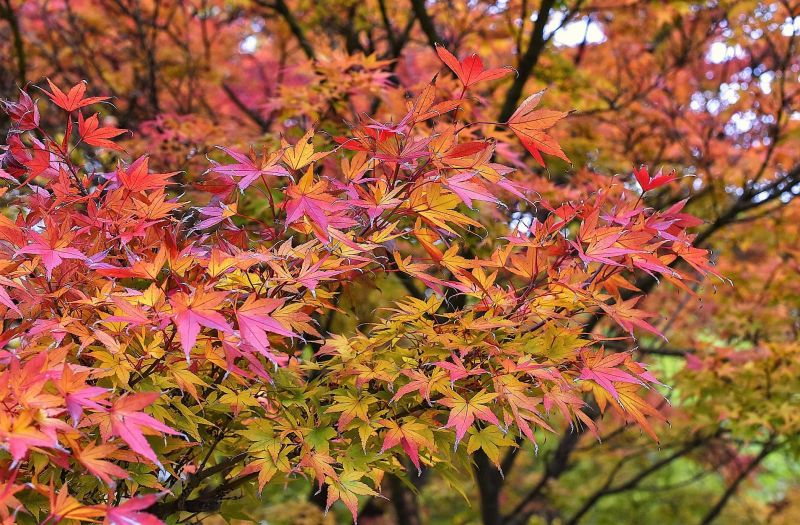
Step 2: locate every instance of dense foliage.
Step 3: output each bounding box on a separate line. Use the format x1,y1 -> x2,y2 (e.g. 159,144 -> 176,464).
0,1 -> 798,524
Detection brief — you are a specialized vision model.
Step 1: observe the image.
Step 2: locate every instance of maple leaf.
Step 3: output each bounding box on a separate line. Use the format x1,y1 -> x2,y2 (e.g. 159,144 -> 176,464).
391,368 -> 449,403
131,188 -> 181,221
435,45 -> 513,88
212,146 -> 288,191
72,441 -> 129,487
272,253 -> 346,292
573,228 -> 639,267
1,89 -> 39,130
299,451 -> 338,491
196,201 -> 238,230
380,419 -> 435,474
281,129 -> 330,171
170,287 -> 233,361
236,295 -> 296,359
325,392 -> 376,430
22,142 -> 60,181
247,449 -> 292,492
351,180 -> 405,223
96,392 -> 181,466
43,79 -> 109,112
405,76 -> 462,123
115,156 -> 175,192
672,241 -> 720,277
15,231 -> 85,279
440,139 -> 491,163
407,183 -> 482,234
434,354 -> 486,383
0,284 -> 21,316
614,384 -> 667,442
0,409 -> 60,465
45,485 -> 105,523
493,374 -> 554,444
78,113 -> 127,151
284,167 -> 346,241
600,296 -> 663,339
56,365 -> 108,424
506,90 -> 569,166
467,426 -> 518,470
633,165 -> 677,192
439,390 -> 501,447
0,476 -> 23,519
543,385 -> 587,422
325,470 -> 382,523
579,349 -> 642,400
104,296 -> 151,328
95,245 -> 168,280
444,172 -> 497,208
106,494 -> 164,525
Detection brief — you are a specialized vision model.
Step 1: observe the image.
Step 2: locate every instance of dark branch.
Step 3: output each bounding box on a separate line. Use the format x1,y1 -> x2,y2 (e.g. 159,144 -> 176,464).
566,433 -> 712,525
498,0 -> 557,122
475,449 -> 504,525
258,0 -> 316,60
502,415 -> 590,525
700,437 -> 779,525
0,0 -> 26,85
222,82 -> 271,131
410,0 -> 441,49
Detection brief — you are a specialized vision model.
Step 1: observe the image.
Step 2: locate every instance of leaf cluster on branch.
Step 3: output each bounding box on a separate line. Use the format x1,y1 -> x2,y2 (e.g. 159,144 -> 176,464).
0,47 -> 715,523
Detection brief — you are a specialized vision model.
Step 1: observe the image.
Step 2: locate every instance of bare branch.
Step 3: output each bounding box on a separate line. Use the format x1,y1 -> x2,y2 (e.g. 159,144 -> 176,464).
0,0 -> 26,85
700,437 -> 780,525
566,433 -> 712,525
256,0 -> 315,60
222,82 -> 271,131
498,0 -> 558,122
410,0 -> 441,49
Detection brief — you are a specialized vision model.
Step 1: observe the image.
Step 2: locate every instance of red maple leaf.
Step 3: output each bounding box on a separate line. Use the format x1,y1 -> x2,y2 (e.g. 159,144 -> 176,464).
284,168 -> 344,241
236,295 -> 296,361
506,90 -> 570,166
15,230 -> 85,279
106,494 -> 164,525
435,45 -> 513,88
579,349 -> 642,400
212,147 -> 288,191
633,165 -> 677,192
77,113 -> 127,151
115,156 -> 175,192
94,393 -> 181,467
42,79 -> 109,112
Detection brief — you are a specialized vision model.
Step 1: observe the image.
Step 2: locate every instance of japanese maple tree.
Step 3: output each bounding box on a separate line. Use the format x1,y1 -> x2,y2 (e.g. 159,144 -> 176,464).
0,46 -> 716,524
4,0 -> 799,523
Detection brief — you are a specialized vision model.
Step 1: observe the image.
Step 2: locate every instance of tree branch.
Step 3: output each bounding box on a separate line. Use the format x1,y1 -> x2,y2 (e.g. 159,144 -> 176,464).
566,433 -> 711,525
389,473 -> 423,525
0,0 -> 26,86
147,452 -> 249,518
257,0 -> 316,60
378,0 -> 399,56
222,82 -> 271,131
475,449 -> 504,525
699,437 -> 779,525
498,0 -> 557,122
410,0 -> 441,49
502,415 -> 590,525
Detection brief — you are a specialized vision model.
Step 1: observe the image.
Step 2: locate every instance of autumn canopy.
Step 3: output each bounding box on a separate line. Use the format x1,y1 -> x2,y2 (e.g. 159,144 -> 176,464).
0,1 -> 798,524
